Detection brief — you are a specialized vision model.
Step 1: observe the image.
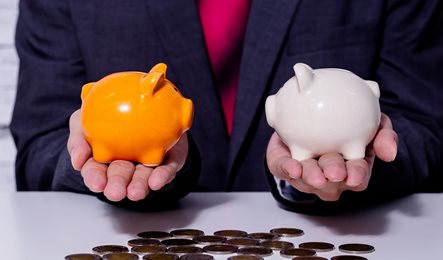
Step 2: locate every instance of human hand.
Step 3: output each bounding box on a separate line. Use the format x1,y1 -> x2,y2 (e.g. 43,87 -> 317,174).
266,113 -> 398,201
67,109 -> 189,202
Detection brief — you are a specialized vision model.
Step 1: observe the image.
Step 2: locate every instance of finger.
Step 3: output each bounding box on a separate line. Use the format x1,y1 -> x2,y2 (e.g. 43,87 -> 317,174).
266,133 -> 302,180
146,134 -> 190,191
316,185 -> 343,202
127,164 -> 153,201
318,153 -> 347,182
104,160 -> 135,201
148,163 -> 178,191
300,159 -> 327,189
80,158 -> 108,193
165,134 -> 189,171
345,158 -> 370,190
374,114 -> 398,162
287,178 -> 314,194
68,109 -> 92,170
288,178 -> 341,202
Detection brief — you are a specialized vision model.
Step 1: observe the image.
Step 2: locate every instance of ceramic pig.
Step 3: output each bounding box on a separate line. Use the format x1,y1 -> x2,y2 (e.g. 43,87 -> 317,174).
81,63 -> 194,166
265,63 -> 380,161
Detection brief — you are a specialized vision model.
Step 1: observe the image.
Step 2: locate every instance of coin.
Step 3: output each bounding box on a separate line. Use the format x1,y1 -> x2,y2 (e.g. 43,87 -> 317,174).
138,231 -> 172,240
228,256 -> 264,260
102,253 -> 139,260
179,253 -> 215,260
167,246 -> 203,255
93,245 -> 129,254
203,244 -> 238,254
226,238 -> 259,247
170,229 -> 205,238
213,230 -> 248,238
131,245 -> 166,254
142,253 -> 180,260
331,256 -> 368,260
280,248 -> 316,258
246,232 -> 280,241
299,242 -> 335,252
161,238 -> 196,247
128,238 -> 161,247
193,235 -> 227,245
237,246 -> 273,257
259,240 -> 293,250
270,228 -> 304,237
65,253 -> 102,260
338,243 -> 375,254
292,257 -> 328,260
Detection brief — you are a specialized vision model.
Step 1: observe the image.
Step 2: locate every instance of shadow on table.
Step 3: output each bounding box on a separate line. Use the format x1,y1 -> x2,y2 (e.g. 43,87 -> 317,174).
300,195 -> 423,236
104,192 -> 234,235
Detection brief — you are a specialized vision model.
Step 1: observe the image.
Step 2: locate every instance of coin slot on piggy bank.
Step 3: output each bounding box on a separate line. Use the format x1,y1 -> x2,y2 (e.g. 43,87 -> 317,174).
265,63 -> 380,161
81,63 -> 194,166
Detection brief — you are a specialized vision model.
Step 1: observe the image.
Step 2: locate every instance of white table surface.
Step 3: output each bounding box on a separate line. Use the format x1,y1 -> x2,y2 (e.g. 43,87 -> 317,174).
1,192 -> 442,260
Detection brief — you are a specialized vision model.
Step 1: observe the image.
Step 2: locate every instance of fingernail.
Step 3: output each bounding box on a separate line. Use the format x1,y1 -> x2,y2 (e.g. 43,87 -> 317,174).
390,137 -> 398,162
70,148 -> 77,169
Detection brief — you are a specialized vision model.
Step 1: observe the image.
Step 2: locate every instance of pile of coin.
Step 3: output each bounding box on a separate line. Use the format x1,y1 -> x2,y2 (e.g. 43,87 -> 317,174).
65,228 -> 375,260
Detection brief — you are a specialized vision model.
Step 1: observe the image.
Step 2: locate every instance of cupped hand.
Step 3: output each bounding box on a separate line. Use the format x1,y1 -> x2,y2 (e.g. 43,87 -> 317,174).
67,109 -> 188,202
266,113 -> 398,201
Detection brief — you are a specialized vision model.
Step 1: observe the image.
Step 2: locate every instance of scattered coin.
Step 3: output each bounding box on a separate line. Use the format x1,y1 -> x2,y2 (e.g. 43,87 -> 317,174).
65,253 -> 102,260
228,255 -> 264,260
237,246 -> 273,257
292,257 -> 328,260
203,244 -> 238,254
142,253 -> 180,260
128,238 -> 161,247
193,235 -> 227,245
331,256 -> 368,260
299,242 -> 335,252
161,239 -> 196,247
280,248 -> 316,258
270,228 -> 304,237
167,246 -> 203,255
338,243 -> 375,254
170,229 -> 205,238
138,231 -> 172,240
102,253 -> 139,260
246,232 -> 280,241
214,230 -> 248,238
93,245 -> 129,254
131,245 -> 167,254
226,238 -> 260,247
259,240 -> 293,250
179,253 -> 215,260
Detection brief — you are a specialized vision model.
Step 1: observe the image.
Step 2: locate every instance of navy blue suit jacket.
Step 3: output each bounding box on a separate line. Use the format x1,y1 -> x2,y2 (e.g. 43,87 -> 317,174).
11,0 -> 443,212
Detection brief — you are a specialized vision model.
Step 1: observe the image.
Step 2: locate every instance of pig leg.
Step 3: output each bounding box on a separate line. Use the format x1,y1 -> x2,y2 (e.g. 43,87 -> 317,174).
289,146 -> 314,161
139,149 -> 166,167
341,143 -> 366,160
91,143 -> 113,163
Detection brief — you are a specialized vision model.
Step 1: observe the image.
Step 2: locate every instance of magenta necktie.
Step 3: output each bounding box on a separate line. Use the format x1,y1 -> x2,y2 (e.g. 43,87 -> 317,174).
197,0 -> 251,135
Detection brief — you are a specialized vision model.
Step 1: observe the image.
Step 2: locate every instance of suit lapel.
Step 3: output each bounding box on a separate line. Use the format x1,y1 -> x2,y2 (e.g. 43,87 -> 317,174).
146,0 -> 228,143
228,0 -> 300,175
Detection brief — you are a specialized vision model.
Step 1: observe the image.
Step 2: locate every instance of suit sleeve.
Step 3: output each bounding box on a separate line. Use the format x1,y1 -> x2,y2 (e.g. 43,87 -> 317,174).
10,0 -> 200,210
267,0 -> 443,214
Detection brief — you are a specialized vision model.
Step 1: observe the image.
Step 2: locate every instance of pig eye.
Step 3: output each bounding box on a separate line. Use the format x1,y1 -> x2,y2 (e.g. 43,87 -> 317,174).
173,87 -> 178,92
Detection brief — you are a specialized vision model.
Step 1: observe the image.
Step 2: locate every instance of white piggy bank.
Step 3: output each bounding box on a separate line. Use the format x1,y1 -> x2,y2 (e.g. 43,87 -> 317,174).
265,63 -> 381,161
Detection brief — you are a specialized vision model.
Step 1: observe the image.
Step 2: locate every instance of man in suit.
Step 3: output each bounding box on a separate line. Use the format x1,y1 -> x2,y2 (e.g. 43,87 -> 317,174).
11,0 -> 443,213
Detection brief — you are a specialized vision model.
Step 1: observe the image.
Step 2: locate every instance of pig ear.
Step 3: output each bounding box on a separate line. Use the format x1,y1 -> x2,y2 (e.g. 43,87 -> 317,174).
81,82 -> 95,101
149,63 -> 167,76
142,64 -> 167,96
366,80 -> 380,98
293,63 -> 313,92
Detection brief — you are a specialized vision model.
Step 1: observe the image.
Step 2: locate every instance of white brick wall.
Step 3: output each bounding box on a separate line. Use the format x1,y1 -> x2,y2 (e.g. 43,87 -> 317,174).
0,0 -> 19,191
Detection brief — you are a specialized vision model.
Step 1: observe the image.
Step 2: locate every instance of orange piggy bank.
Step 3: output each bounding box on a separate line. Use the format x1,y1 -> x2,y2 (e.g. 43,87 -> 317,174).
81,63 -> 194,166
